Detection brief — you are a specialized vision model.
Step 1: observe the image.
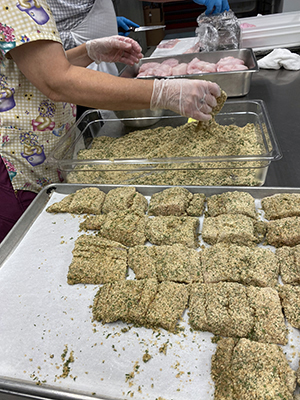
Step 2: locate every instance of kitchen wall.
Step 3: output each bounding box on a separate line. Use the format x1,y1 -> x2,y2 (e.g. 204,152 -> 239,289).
283,0 -> 300,11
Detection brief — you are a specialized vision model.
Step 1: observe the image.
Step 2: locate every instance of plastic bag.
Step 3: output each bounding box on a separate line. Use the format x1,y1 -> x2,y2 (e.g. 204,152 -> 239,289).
195,10 -> 241,52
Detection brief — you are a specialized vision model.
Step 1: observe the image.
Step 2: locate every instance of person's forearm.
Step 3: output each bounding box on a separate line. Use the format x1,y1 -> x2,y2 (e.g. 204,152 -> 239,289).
65,43 -> 93,67
56,66 -> 154,110
9,40 -> 153,110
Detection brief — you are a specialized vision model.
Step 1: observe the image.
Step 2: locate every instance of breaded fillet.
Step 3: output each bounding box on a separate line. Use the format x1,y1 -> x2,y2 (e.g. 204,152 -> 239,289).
201,243 -> 279,287
189,282 -> 287,344
202,214 -> 266,246
211,337 -> 296,400
266,216 -> 300,247
92,279 -> 188,332
247,285 -> 287,345
128,244 -> 202,283
278,284 -> 300,329
80,210 -> 148,247
128,245 -> 158,280
145,281 -> 189,332
46,187 -> 106,214
67,235 -> 128,285
92,279 -> 158,325
145,216 -> 200,248
102,186 -> 148,214
79,214 -> 106,231
189,282 -> 254,338
206,191 -> 257,219
147,187 -> 193,216
261,193 -> 300,220
276,245 -> 300,284
186,193 -> 206,216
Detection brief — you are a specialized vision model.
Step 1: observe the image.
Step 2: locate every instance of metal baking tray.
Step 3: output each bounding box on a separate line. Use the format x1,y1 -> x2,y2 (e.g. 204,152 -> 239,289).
119,48 -> 259,97
1,184 -> 300,400
46,100 -> 282,187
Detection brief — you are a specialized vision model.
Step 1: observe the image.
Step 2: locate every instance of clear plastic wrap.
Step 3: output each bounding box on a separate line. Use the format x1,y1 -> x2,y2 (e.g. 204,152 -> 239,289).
196,10 -> 241,52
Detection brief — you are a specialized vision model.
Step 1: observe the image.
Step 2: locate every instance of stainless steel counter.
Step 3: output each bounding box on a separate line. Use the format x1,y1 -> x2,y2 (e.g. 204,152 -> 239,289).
244,67 -> 300,187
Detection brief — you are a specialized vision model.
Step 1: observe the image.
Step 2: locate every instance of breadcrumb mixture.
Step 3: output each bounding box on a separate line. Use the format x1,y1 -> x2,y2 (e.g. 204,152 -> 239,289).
67,119 -> 264,186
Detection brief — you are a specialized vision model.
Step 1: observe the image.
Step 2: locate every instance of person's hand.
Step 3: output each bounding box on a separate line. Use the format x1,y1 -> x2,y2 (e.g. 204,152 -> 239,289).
86,36 -> 143,65
150,78 -> 221,121
193,0 -> 230,15
117,16 -> 140,36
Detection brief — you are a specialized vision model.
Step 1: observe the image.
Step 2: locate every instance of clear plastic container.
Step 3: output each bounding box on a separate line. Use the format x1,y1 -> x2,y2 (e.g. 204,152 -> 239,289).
47,100 -> 282,187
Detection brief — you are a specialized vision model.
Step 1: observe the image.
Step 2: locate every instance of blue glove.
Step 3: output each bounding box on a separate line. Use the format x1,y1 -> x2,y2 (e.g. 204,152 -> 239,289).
193,0 -> 230,15
117,16 -> 140,36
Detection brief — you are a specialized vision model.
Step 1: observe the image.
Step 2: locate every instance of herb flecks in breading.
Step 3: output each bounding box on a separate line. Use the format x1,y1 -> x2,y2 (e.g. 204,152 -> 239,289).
92,279 -> 159,326
46,187 -> 105,214
128,244 -> 202,283
145,216 -> 199,248
278,285 -> 300,329
201,243 -> 278,287
93,279 -> 189,333
148,187 -> 193,216
261,193 -> 300,220
266,216 -> 300,247
276,244 -> 300,284
67,235 -> 128,285
80,210 -> 148,247
206,191 -> 257,219
202,214 -> 266,246
67,118 -> 264,187
189,282 -> 287,345
102,186 -> 148,214
211,337 -> 296,400
145,281 -> 189,333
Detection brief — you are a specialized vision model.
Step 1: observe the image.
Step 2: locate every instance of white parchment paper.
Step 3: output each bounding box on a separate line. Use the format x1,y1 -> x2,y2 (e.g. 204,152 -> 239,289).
151,37 -> 199,58
0,192 -> 299,399
0,192 -> 216,400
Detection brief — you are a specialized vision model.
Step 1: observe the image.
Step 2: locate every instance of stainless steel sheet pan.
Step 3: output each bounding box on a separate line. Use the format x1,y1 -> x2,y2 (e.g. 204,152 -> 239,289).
119,48 -> 259,97
1,184 -> 300,400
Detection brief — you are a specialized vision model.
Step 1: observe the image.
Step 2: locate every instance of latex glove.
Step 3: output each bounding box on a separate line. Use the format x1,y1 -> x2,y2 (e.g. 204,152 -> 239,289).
117,16 -> 140,36
150,78 -> 221,121
86,35 -> 143,65
193,0 -> 230,15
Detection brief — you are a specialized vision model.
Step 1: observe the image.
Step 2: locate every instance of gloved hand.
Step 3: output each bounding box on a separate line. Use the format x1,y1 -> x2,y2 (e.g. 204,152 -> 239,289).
117,16 -> 140,36
150,78 -> 221,121
193,0 -> 230,15
86,35 -> 143,65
